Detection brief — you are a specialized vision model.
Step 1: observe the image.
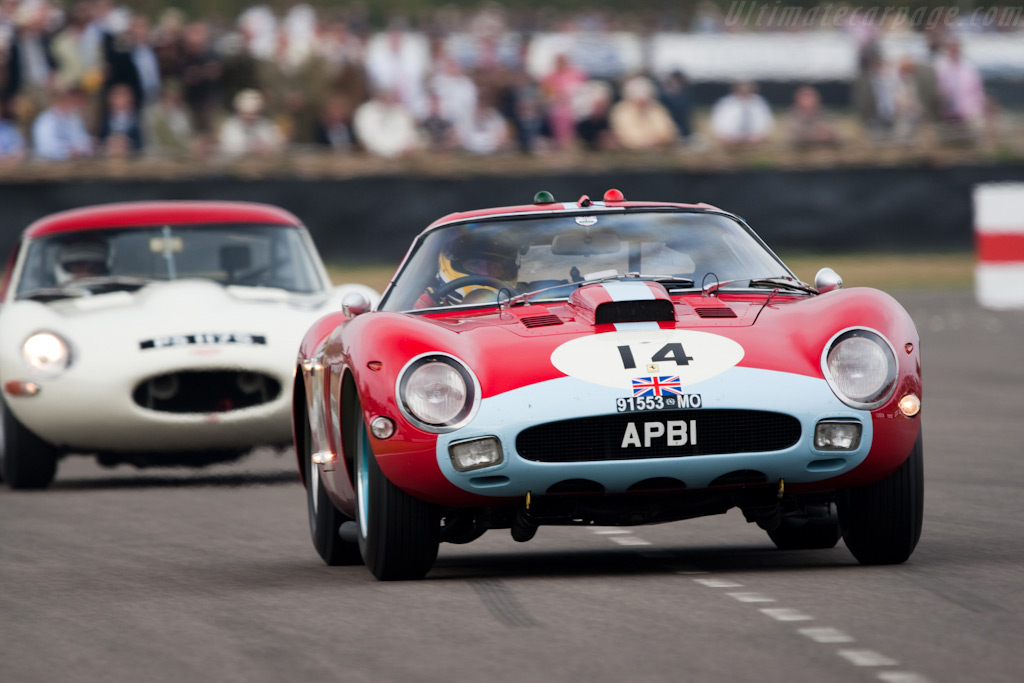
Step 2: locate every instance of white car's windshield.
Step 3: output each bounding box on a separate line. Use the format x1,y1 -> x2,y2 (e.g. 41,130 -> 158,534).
380,210 -> 792,312
16,224 -> 326,298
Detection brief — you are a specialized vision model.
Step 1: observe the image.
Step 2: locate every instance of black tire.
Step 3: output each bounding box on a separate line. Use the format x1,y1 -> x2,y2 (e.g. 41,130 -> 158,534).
839,433 -> 924,565
2,398 -> 59,490
353,399 -> 440,581
302,407 -> 361,566
767,504 -> 842,550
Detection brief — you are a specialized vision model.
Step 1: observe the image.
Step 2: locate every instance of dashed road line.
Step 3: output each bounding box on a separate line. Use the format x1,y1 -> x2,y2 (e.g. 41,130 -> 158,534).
798,627 -> 855,643
609,536 -> 653,546
877,672 -> 933,683
693,577 -> 743,588
760,608 -> 815,622
727,592 -> 776,603
839,650 -> 900,667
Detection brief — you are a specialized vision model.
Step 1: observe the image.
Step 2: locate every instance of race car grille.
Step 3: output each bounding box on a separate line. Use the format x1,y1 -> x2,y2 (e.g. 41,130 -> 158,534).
133,371 -> 281,414
515,410 -> 801,462
521,314 -> 563,328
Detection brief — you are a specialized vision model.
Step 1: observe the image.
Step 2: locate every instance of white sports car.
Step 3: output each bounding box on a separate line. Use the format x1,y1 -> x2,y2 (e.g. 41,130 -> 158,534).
0,201 -> 377,489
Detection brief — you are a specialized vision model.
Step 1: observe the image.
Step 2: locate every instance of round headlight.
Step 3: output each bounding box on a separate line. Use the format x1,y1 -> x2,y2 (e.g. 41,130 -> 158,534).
398,355 -> 478,431
23,332 -> 71,376
823,329 -> 897,409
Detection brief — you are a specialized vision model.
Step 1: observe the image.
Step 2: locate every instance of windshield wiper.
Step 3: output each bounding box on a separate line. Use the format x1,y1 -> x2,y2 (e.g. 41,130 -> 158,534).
17,287 -> 91,301
703,276 -> 816,296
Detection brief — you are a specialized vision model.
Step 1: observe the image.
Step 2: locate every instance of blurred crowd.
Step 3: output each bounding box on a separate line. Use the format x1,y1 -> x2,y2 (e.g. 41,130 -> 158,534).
0,0 -> 1008,164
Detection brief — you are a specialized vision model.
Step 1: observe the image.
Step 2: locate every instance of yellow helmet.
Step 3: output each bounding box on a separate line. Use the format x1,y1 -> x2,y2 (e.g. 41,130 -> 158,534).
438,232 -> 520,304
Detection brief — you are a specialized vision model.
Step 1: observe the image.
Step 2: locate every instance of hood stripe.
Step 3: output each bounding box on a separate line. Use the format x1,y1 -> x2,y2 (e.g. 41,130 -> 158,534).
602,281 -> 657,302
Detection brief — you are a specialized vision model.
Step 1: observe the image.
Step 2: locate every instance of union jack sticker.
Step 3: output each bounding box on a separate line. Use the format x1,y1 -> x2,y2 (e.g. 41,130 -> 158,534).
631,376 -> 684,397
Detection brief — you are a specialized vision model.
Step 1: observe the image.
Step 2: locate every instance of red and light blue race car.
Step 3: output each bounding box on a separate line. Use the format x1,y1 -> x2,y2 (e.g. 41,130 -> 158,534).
294,190 -> 923,580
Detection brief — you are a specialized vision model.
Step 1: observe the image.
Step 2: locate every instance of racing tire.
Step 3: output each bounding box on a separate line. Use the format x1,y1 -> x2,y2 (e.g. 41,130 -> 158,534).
302,408 -> 361,566
767,505 -> 842,550
2,399 -> 59,490
839,433 -> 924,565
353,399 -> 440,581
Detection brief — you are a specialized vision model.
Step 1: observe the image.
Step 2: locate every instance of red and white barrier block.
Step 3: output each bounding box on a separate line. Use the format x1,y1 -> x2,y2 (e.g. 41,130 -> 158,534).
974,183 -> 1024,309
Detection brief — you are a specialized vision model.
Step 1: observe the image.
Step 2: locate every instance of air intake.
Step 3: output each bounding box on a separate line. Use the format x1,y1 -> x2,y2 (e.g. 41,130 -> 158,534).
521,314 -> 563,328
595,300 -> 675,324
694,307 -> 737,318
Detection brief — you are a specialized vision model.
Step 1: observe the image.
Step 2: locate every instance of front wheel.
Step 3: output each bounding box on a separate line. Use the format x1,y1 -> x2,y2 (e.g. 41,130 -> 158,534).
839,433 -> 924,565
2,399 -> 59,489
353,400 -> 440,580
303,408 -> 361,566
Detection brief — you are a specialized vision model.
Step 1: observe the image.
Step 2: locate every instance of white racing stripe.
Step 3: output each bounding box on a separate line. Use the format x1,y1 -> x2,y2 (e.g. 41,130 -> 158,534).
602,281 -> 656,302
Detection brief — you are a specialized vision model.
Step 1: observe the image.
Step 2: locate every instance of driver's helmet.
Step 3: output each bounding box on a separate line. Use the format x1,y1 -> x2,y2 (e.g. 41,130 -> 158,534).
437,231 -> 520,304
55,238 -> 110,284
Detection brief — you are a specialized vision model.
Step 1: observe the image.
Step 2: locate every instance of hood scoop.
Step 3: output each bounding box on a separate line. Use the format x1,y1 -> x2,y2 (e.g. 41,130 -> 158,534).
569,281 -> 675,325
694,306 -> 737,318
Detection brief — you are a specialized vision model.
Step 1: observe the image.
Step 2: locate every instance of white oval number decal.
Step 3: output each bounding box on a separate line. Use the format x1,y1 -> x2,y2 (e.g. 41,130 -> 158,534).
550,330 -> 745,389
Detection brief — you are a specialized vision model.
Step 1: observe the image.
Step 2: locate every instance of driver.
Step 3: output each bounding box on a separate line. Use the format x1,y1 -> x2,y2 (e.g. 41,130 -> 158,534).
424,232 -> 520,306
54,238 -> 110,284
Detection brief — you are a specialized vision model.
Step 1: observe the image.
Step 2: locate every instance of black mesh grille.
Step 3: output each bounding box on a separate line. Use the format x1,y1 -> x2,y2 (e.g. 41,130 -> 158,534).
595,300 -> 675,324
521,314 -> 563,328
516,410 -> 801,462
133,371 -> 281,413
694,307 -> 737,318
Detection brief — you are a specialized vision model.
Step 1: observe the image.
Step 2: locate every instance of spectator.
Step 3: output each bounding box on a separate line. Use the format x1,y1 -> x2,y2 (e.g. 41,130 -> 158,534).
575,80 -> 615,151
353,88 -> 421,157
102,14 -> 161,111
98,82 -> 142,153
143,79 -> 192,156
258,30 -> 330,145
180,21 -> 223,142
787,85 -> 839,147
610,75 -> 678,151
4,2 -> 57,117
659,70 -> 693,143
934,38 -> 985,132
0,97 -> 26,160
429,52 -> 477,130
50,1 -> 103,94
32,85 -> 93,160
321,19 -> 370,111
313,92 -> 355,151
456,97 -> 508,154
892,56 -> 941,140
364,28 -> 427,119
710,80 -> 774,147
152,7 -> 187,80
420,90 -> 457,151
852,48 -> 896,139
540,52 -> 585,150
496,66 -> 548,154
218,88 -> 284,157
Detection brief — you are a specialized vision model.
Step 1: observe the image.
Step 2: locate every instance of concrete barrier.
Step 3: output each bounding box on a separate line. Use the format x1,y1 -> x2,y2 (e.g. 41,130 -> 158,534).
974,183 -> 1024,309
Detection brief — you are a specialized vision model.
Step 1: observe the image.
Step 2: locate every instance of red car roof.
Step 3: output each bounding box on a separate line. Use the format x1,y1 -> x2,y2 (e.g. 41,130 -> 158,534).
24,201 -> 302,239
426,196 -> 718,230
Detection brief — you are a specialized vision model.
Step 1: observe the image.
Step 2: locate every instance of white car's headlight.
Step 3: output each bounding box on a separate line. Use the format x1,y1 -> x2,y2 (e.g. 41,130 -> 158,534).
822,329 -> 897,409
397,354 -> 478,432
23,332 -> 71,376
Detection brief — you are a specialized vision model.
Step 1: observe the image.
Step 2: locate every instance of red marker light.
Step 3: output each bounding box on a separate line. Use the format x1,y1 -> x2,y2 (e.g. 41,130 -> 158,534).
603,188 -> 625,202
905,343 -> 914,354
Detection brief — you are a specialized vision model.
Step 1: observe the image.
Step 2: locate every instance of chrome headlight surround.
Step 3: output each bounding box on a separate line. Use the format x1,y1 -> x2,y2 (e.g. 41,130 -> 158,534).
396,352 -> 480,433
22,331 -> 72,377
821,327 -> 898,410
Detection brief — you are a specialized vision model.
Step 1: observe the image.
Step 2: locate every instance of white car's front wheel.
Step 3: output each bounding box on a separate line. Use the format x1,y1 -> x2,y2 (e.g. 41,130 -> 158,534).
2,398 -> 59,490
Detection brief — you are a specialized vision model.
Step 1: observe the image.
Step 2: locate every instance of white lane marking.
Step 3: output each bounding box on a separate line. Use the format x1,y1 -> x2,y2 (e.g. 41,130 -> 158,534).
838,650 -> 900,667
592,529 -> 632,535
693,577 -> 743,588
610,536 -> 652,546
798,627 -> 855,643
727,592 -> 776,603
760,608 -> 814,622
877,673 -> 933,683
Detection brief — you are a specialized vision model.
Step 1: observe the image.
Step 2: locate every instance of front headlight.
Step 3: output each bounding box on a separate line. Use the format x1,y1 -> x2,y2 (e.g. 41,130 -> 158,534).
397,354 -> 478,432
22,332 -> 71,376
822,328 -> 897,409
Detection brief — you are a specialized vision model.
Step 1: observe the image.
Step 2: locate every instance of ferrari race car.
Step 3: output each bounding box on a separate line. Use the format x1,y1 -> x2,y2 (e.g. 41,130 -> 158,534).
0,201 -> 376,489
294,190 -> 923,580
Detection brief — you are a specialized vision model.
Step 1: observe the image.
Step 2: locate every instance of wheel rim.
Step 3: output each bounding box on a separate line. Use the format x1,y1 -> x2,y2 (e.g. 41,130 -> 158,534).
356,420 -> 370,539
309,448 -> 319,515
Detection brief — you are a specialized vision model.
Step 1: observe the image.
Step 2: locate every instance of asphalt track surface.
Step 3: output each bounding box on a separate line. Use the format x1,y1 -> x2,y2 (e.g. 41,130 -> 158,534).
2,288 -> 1022,683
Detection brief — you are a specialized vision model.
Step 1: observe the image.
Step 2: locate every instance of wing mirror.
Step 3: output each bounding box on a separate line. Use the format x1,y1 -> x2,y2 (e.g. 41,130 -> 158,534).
814,267 -> 843,293
342,291 -> 372,318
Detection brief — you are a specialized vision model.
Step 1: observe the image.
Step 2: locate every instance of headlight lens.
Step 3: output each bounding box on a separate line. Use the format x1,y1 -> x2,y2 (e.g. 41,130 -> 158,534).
824,329 -> 897,408
22,332 -> 71,375
398,355 -> 477,431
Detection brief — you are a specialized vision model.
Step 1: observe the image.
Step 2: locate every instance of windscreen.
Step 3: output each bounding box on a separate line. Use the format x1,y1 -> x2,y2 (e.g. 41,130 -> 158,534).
16,224 -> 326,297
380,211 -> 791,312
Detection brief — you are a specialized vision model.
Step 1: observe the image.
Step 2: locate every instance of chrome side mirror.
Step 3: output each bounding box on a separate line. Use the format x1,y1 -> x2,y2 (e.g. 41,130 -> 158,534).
814,267 -> 843,294
342,291 -> 371,318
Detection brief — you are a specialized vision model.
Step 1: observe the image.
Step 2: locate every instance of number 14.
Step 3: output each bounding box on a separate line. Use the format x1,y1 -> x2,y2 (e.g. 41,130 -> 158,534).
617,343 -> 693,370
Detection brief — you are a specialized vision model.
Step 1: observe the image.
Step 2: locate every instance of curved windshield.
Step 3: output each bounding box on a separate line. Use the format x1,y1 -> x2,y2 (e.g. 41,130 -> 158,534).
16,224 -> 327,298
380,211 -> 792,312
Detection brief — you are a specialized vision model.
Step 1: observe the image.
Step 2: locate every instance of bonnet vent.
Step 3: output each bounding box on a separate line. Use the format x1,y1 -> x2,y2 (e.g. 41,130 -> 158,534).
521,314 -> 563,328
595,300 -> 675,325
694,307 -> 738,318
